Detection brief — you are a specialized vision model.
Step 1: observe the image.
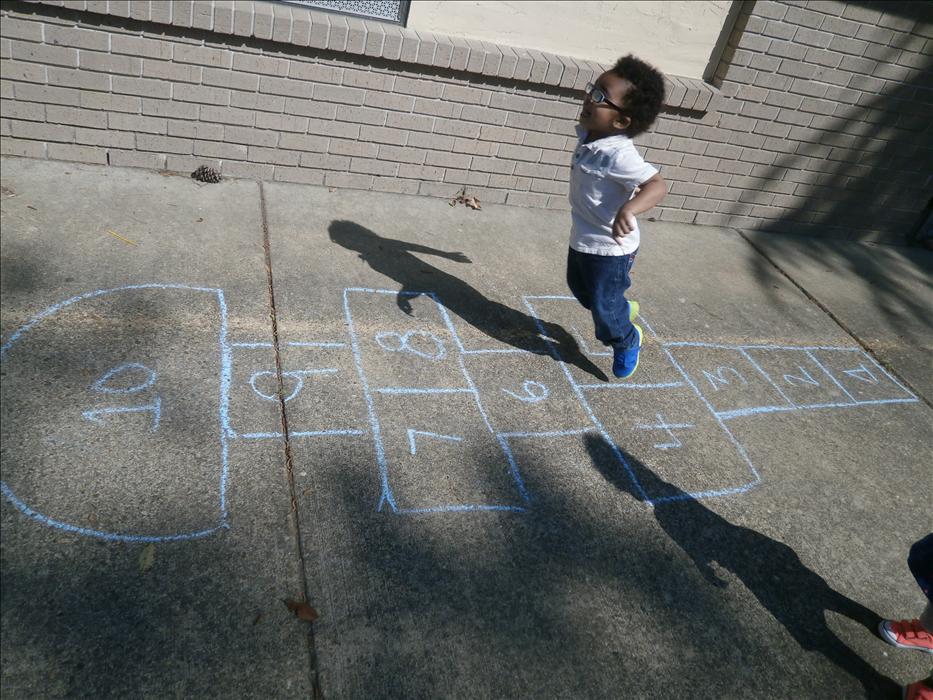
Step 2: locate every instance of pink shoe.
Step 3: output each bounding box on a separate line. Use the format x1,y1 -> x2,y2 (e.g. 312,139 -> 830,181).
879,618 -> 933,654
903,679 -> 933,700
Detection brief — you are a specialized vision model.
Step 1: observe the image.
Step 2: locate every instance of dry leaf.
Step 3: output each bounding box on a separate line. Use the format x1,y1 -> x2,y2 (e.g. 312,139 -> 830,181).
284,598 -> 319,622
449,188 -> 480,211
139,543 -> 155,573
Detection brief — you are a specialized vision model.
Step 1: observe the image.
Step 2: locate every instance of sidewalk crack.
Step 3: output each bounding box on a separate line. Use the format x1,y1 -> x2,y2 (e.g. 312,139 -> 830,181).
260,181 -> 324,698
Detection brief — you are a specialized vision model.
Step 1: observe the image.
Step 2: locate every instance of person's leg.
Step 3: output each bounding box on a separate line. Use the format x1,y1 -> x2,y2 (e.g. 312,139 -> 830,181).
879,533 -> 933,653
566,248 -> 592,310
903,538 -> 933,700
909,533 -> 933,631
588,252 -> 637,349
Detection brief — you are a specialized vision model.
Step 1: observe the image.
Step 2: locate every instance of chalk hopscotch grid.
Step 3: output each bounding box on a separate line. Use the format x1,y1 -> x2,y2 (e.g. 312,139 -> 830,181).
0,284 -> 232,543
3,286 -> 922,538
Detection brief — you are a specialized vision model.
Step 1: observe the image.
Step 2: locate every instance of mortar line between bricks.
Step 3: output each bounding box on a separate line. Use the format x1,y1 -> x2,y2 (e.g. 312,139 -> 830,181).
732,227 -> 932,410
259,180 -> 324,698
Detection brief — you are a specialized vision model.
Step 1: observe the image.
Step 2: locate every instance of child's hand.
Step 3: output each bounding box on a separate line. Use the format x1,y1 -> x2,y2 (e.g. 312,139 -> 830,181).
612,205 -> 637,243
613,175 -> 666,243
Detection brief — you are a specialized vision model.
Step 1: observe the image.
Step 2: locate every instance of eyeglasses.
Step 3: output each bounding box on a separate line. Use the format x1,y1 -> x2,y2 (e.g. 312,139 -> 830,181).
585,82 -> 626,114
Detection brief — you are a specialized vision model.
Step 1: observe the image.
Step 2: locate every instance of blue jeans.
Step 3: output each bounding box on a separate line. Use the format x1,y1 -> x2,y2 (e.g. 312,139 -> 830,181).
566,247 -> 638,351
909,533 -> 933,603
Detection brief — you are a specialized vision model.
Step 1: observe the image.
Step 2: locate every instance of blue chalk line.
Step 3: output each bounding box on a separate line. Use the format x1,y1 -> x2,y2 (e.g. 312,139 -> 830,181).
344,289 -> 398,512
83,398 -> 162,432
91,363 -> 157,394
407,429 -> 463,455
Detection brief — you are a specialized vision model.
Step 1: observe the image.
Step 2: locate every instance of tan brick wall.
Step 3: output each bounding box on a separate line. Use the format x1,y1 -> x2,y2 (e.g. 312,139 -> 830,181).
1,0 -> 931,243
681,0 -> 933,239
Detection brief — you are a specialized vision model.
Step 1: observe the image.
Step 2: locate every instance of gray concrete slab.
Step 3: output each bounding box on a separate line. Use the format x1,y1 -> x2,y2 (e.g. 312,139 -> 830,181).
742,230 -> 933,402
2,157 -> 931,699
1,158 -> 311,697
264,182 -> 932,698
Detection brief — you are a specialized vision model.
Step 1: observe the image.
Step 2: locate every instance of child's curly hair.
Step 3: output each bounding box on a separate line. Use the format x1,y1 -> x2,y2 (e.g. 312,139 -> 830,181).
612,55 -> 666,137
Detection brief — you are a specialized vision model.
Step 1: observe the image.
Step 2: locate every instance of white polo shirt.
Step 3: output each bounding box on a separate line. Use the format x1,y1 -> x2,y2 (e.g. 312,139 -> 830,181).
568,127 -> 659,256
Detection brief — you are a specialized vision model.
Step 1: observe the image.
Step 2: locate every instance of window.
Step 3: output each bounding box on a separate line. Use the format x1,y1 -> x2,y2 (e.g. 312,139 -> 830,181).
274,0 -> 410,26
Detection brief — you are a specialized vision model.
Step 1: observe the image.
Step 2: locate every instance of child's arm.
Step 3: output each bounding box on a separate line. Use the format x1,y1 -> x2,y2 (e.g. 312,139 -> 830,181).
612,174 -> 668,242
403,242 -> 471,263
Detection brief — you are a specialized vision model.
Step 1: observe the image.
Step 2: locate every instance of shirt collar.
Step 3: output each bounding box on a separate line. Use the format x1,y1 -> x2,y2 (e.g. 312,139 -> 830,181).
575,125 -> 631,152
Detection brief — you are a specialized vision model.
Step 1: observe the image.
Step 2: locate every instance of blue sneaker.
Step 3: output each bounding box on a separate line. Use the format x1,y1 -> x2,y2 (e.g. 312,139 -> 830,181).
612,324 -> 643,379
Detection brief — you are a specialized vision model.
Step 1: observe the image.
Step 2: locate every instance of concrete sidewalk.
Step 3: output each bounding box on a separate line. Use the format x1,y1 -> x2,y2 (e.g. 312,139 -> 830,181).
2,156 -> 930,698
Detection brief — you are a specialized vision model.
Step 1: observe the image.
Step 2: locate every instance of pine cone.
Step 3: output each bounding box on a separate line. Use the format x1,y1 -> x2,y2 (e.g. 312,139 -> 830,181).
191,165 -> 222,183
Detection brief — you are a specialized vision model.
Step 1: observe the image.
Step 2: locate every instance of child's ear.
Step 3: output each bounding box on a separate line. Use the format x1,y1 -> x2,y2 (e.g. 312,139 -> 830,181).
613,114 -> 632,132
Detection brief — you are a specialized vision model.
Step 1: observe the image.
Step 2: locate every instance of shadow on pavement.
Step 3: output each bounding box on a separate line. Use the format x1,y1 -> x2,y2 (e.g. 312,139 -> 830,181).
310,440 -> 754,697
303,430 -> 904,699
583,432 -> 898,699
328,219 -> 608,381
0,531 -> 305,697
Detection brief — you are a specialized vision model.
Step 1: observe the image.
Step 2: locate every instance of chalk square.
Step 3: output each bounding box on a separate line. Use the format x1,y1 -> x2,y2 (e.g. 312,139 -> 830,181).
229,343 -> 368,437
809,348 -> 916,404
742,347 -> 852,408
585,385 -> 759,503
280,344 -> 369,435
461,352 -> 591,434
228,345 -> 284,436
665,344 -> 792,417
522,296 -> 683,387
492,431 -> 622,510
344,289 -> 469,391
374,392 -> 527,512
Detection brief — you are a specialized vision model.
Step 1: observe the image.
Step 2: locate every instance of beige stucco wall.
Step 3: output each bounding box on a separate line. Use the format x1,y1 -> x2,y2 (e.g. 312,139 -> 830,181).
407,0 -> 734,79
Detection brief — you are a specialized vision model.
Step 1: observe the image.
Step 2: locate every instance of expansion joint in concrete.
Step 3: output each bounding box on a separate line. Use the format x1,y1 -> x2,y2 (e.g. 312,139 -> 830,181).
259,180 -> 324,697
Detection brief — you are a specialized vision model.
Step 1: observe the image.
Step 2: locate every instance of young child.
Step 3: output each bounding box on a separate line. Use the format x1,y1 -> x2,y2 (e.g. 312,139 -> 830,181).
567,55 -> 667,378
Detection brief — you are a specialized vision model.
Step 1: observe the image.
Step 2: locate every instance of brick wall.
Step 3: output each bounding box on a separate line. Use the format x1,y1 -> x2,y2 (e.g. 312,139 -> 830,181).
1,0 -> 931,243
694,0 -> 933,240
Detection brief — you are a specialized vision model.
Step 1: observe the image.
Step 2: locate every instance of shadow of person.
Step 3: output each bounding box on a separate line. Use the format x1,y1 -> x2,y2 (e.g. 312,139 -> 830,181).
583,434 -> 897,698
329,220 -> 607,380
